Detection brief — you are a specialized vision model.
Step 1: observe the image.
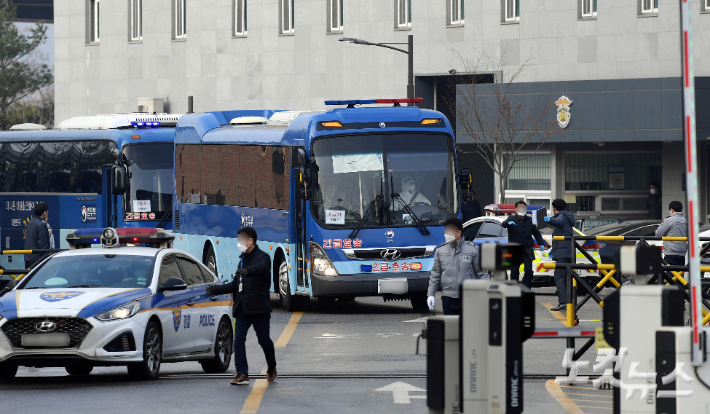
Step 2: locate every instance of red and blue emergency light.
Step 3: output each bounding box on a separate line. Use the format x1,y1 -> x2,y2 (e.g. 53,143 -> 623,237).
324,98 -> 423,106
67,227 -> 175,247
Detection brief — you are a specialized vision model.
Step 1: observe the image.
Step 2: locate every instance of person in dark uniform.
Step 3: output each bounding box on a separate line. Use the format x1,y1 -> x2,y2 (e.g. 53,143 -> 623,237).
24,202 -> 50,269
206,227 -> 277,385
647,181 -> 662,220
461,190 -> 482,223
501,201 -> 548,288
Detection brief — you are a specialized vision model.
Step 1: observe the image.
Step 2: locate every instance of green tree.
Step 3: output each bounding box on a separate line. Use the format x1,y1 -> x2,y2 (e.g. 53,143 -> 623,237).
0,0 -> 53,129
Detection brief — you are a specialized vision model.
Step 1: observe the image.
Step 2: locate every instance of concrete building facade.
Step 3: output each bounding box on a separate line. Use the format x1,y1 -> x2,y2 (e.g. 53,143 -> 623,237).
54,0 -> 710,221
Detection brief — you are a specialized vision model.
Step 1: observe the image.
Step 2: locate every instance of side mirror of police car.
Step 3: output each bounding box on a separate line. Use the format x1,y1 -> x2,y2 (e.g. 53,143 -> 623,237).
0,279 -> 19,297
112,166 -> 127,196
159,277 -> 188,293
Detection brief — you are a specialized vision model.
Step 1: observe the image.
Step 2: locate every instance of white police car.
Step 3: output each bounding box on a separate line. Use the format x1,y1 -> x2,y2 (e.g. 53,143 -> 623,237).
0,228 -> 233,380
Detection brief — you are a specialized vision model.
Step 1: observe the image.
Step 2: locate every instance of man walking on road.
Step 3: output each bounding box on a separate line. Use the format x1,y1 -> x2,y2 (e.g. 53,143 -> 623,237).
24,202 -> 50,269
206,227 -> 277,385
427,218 -> 490,315
502,201 -> 548,288
543,199 -> 575,312
655,201 -> 688,267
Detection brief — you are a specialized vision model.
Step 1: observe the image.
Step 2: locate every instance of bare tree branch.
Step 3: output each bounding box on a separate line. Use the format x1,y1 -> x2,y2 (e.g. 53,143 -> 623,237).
443,48 -> 566,202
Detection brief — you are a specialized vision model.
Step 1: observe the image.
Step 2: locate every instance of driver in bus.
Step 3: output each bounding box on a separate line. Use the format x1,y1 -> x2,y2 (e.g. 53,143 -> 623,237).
395,175 -> 431,210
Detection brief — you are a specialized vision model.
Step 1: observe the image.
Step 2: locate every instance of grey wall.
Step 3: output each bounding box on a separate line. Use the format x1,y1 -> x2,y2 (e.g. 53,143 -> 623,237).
54,0 -> 710,122
457,77 -> 688,143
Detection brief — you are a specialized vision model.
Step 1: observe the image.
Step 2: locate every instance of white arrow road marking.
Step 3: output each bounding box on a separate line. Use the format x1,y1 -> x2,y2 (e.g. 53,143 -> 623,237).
403,317 -> 427,323
315,333 -> 363,339
377,333 -> 403,338
374,381 -> 427,404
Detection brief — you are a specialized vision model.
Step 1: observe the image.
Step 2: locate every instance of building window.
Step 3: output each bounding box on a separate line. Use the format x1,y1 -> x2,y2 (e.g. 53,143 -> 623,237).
704,0 -> 710,13
130,0 -> 142,42
505,154 -> 551,191
280,0 -> 294,35
87,0 -> 99,44
580,0 -> 596,18
328,0 -> 343,33
448,0 -> 464,26
503,0 -> 519,22
174,0 -> 187,40
640,0 -> 658,15
234,0 -> 247,37
395,0 -> 411,29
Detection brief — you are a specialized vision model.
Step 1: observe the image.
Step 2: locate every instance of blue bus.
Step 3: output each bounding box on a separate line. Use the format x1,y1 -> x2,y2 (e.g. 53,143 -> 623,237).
0,114 -> 180,272
173,101 -> 464,311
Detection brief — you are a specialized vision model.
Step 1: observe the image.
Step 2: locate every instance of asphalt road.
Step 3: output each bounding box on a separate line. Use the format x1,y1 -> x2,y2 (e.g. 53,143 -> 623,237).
0,288 -> 612,414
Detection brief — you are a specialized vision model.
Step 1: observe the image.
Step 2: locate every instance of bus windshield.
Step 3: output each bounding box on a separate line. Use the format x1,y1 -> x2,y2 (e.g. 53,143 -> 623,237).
123,143 -> 173,221
311,133 -> 458,229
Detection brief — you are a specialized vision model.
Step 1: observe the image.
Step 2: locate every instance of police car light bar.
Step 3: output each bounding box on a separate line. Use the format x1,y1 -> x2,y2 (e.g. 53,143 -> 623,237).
324,98 -> 423,106
67,228 -> 175,245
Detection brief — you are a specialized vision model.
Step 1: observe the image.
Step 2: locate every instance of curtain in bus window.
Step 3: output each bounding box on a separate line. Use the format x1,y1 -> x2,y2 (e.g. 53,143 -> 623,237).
201,145 -> 224,205
0,141 -> 114,194
175,144 -> 202,203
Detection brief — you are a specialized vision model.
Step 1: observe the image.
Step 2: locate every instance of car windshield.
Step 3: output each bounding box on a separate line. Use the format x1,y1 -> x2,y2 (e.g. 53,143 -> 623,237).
22,255 -> 155,289
123,143 -> 173,221
311,133 -> 458,228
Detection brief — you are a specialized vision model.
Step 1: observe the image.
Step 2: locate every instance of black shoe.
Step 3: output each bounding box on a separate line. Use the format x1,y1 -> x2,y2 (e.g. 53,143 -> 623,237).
551,304 -> 566,312
267,366 -> 277,382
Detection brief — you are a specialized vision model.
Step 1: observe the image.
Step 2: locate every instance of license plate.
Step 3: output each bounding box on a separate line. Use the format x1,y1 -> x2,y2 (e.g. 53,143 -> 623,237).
22,333 -> 70,347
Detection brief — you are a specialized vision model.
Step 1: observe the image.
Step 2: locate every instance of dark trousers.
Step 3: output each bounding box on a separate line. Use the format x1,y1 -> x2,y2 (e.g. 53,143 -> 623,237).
511,249 -> 534,288
553,261 -> 573,305
233,309 -> 276,376
665,255 -> 686,266
441,296 -> 461,315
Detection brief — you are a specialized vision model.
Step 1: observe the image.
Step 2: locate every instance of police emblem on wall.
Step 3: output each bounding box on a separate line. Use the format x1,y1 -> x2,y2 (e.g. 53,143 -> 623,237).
555,96 -> 572,129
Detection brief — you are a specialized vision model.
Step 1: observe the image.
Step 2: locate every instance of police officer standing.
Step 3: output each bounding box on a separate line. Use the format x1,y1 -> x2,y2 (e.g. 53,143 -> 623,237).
24,202 -> 50,269
427,218 -> 490,315
501,201 -> 548,288
543,199 -> 575,312
206,227 -> 277,385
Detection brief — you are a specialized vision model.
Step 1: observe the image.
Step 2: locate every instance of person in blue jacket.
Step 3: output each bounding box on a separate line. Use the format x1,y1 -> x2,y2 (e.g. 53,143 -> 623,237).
544,199 -> 575,312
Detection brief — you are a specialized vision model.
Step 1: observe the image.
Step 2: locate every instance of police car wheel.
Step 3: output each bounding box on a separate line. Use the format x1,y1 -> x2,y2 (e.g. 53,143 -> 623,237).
0,362 -> 17,380
200,317 -> 233,374
65,364 -> 93,376
128,321 -> 162,380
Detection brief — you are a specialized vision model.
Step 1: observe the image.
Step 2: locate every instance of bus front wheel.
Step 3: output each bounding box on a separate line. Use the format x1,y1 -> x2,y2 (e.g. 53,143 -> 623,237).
279,260 -> 307,311
205,244 -> 217,276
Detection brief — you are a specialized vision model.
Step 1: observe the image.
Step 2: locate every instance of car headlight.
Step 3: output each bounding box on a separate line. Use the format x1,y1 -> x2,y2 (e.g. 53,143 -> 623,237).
310,242 -> 339,276
95,302 -> 140,322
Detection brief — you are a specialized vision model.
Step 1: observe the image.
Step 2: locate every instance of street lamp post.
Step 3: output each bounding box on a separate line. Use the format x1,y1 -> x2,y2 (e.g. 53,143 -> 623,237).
339,35 -> 415,106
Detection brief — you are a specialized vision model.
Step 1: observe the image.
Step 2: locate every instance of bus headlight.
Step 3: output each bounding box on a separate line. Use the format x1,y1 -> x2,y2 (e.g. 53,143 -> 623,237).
310,242 -> 339,276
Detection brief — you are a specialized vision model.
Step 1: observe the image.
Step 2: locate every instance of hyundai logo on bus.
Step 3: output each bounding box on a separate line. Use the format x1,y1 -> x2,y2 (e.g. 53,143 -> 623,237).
380,249 -> 401,260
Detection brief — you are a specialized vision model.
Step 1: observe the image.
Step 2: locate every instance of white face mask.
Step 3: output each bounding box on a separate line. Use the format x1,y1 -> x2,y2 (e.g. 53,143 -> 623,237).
444,234 -> 457,244
517,210 -> 526,216
237,242 -> 248,254
650,188 -> 656,195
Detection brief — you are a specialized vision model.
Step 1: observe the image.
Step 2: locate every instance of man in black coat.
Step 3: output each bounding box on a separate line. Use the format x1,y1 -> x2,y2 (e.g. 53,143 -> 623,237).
24,202 -> 50,269
461,190 -> 482,223
501,201 -> 548,288
206,227 -> 276,385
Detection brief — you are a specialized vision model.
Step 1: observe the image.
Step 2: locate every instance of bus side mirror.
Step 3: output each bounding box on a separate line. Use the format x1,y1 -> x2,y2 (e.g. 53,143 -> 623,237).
294,148 -> 307,167
112,166 -> 126,195
459,168 -> 471,187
